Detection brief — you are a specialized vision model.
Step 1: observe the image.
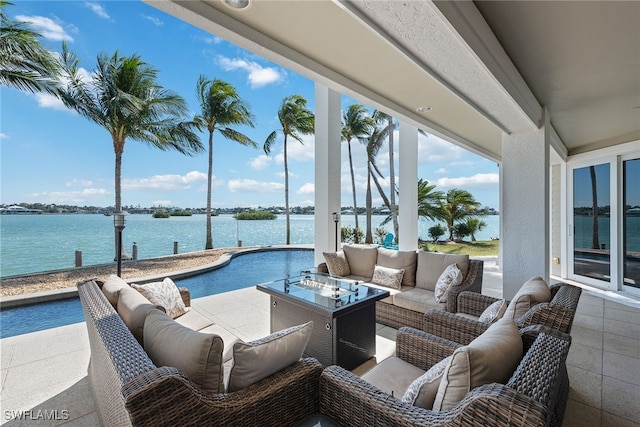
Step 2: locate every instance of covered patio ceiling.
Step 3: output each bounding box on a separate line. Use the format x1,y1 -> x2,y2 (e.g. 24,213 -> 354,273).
146,0 -> 639,162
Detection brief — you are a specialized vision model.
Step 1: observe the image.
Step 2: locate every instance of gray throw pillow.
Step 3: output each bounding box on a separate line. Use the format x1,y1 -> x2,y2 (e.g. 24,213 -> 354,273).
323,251 -> 351,276
402,355 -> 452,409
371,264 -> 405,290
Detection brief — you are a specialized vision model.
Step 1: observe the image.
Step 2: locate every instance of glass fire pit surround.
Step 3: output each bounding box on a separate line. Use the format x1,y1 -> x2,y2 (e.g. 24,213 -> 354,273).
257,272 -> 389,369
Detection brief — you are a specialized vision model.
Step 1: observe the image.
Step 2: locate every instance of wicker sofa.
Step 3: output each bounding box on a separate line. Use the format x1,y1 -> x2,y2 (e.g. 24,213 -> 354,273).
77,279 -> 323,427
423,280 -> 582,345
317,324 -> 572,427
319,245 -> 483,330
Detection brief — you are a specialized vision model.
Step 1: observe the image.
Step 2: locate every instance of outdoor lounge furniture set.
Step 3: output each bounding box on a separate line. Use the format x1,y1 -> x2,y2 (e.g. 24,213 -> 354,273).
78,253 -> 581,426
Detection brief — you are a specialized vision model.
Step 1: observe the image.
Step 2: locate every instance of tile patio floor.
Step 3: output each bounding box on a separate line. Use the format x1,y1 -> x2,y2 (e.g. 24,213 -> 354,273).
1,257 -> 639,426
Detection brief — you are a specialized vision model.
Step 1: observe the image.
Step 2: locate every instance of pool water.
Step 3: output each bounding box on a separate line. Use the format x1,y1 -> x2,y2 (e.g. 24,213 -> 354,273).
0,249 -> 314,339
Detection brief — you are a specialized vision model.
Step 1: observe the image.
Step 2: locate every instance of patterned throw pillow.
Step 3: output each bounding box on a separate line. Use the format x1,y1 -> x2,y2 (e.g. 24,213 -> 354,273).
132,277 -> 187,319
371,265 -> 405,290
402,355 -> 452,409
434,263 -> 463,303
478,299 -> 507,323
323,251 -> 351,277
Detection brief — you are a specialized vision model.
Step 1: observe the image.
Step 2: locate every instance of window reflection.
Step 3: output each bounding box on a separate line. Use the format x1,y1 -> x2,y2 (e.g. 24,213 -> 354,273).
624,158 -> 640,288
573,163 -> 610,282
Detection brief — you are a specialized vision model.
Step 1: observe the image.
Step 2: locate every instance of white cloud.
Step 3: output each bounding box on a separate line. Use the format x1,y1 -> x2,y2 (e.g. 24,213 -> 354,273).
434,173 -> 499,188
297,183 -> 315,195
143,15 -> 163,26
28,188 -> 109,204
66,179 -> 94,187
34,93 -> 68,111
217,56 -> 283,88
434,167 -> 448,174
248,154 -> 271,170
84,2 -> 110,20
0,133 -> 8,139
16,15 -> 73,41
122,171 -> 208,191
228,179 -> 284,193
417,133 -> 467,164
151,200 -> 172,207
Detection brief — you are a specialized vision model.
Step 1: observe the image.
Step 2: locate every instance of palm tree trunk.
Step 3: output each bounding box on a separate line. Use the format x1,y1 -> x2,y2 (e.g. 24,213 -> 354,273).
205,132 -> 214,249
348,140 -> 359,242
365,164 -> 373,243
388,116 -> 399,239
284,134 -> 291,245
590,165 -> 599,249
114,145 -> 123,261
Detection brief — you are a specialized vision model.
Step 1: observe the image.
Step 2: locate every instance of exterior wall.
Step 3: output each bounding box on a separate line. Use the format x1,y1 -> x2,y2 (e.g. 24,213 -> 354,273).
551,164 -> 562,277
398,122 -> 419,251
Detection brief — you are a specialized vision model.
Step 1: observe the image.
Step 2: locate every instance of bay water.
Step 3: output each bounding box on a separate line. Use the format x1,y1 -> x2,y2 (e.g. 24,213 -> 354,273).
0,214 -> 500,277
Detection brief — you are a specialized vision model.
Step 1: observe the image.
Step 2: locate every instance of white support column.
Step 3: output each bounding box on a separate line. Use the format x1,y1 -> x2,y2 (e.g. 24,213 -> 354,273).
398,121 -> 419,251
501,110 -> 550,299
314,84 -> 342,265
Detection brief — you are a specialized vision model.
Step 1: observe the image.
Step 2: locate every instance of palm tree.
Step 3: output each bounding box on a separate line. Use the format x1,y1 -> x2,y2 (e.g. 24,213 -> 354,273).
589,165 -> 600,249
263,95 -> 314,244
364,125 -> 392,243
0,1 -> 60,94
57,44 -> 203,257
418,179 -> 444,221
439,188 -> 481,240
372,110 -> 399,239
195,76 -> 257,249
341,104 -> 375,241
465,217 -> 487,242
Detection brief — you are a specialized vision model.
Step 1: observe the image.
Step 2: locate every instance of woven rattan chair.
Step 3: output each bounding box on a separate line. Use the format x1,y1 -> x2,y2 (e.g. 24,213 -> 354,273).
423,282 -> 582,345
78,280 -> 323,427
318,325 -> 571,427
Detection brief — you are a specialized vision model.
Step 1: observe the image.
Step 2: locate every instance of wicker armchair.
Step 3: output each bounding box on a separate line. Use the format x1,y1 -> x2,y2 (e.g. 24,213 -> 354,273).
78,280 -> 323,427
423,282 -> 582,345
318,325 -> 571,427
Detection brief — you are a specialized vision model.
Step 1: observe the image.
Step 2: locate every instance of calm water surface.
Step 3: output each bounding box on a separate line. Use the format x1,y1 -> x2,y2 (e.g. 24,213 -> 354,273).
0,214 -> 500,277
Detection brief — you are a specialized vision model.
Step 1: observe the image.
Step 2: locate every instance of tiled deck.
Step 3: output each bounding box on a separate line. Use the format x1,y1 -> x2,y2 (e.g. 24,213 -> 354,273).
1,257 -> 639,426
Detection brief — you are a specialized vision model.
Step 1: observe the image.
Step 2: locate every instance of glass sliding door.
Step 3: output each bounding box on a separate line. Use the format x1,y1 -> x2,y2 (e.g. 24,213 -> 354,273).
623,157 -> 640,290
573,163 -> 611,282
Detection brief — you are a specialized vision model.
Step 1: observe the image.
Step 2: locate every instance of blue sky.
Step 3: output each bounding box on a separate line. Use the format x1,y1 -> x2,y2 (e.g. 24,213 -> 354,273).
1,1 -> 500,210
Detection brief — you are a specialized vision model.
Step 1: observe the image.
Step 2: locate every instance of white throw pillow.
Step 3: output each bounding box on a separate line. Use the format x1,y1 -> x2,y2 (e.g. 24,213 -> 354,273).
402,355 -> 452,409
143,309 -> 225,394
132,277 -> 187,319
478,299 -> 507,323
323,251 -> 351,277
371,264 -> 405,290
228,321 -> 313,392
434,263 -> 463,303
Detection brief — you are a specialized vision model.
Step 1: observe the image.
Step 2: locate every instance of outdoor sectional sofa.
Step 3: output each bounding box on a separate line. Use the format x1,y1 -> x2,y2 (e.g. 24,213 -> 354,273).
77,277 -> 323,427
319,244 -> 484,330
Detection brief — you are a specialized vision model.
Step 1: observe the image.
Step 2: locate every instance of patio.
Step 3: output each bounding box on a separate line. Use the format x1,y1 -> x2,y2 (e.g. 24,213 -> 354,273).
1,258 -> 639,426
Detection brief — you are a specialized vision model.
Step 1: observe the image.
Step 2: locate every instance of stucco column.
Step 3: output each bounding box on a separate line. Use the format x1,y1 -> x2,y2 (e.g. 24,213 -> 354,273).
398,121 -> 419,251
500,111 -> 550,299
314,84 -> 341,265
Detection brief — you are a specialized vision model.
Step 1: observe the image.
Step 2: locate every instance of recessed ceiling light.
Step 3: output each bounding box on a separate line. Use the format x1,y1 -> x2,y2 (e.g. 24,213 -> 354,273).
416,106 -> 432,113
223,0 -> 251,10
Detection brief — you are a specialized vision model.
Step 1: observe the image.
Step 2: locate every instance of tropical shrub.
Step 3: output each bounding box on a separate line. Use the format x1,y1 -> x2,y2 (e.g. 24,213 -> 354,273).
428,224 -> 446,242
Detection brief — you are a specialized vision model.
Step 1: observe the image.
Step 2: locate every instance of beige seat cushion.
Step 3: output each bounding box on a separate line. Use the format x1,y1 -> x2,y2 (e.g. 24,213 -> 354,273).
361,356 -> 426,399
323,251 -> 351,276
199,324 -> 241,362
228,321 -> 313,392
102,274 -> 129,307
503,276 -> 552,320
416,252 -> 469,290
117,285 -> 164,343
361,282 -> 406,304
433,318 -> 523,411
342,244 -> 378,279
376,248 -> 417,286
131,278 -> 187,319
143,309 -> 225,394
393,288 -> 445,313
174,308 -> 215,331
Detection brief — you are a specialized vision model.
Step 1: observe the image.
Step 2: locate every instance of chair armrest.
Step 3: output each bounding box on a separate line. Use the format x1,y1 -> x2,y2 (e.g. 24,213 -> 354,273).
550,283 -> 582,312
396,327 -> 461,371
319,366 -> 548,427
456,291 -> 500,317
178,287 -> 191,307
517,304 -> 577,334
124,358 -> 323,427
422,310 -> 490,346
445,259 -> 484,312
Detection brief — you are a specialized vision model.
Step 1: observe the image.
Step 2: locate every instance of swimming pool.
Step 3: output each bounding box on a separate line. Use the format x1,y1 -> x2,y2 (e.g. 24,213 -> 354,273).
0,248 -> 314,339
